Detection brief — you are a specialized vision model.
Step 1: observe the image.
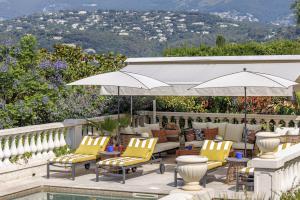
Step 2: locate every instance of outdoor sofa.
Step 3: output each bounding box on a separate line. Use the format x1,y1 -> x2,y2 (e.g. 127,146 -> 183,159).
96,137 -> 165,184
47,135 -> 110,180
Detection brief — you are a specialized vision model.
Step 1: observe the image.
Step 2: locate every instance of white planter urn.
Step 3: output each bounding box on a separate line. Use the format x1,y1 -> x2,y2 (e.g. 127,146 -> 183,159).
256,132 -> 280,159
176,155 -> 208,191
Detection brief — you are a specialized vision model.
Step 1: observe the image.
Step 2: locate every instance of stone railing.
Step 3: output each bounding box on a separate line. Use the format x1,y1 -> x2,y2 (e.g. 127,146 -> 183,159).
136,111 -> 299,129
0,114 -> 121,173
250,143 -> 300,199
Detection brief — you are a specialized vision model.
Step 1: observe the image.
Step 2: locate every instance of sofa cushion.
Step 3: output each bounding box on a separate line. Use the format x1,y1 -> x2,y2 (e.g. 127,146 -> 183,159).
124,126 -> 135,135
247,124 -> 262,132
232,142 -> 254,150
134,126 -> 153,137
154,142 -> 179,153
200,140 -> 233,162
208,122 -> 228,137
165,130 -> 180,142
152,130 -> 168,143
185,140 -> 204,148
144,123 -> 160,131
192,122 -> 207,130
225,124 -> 244,142
203,128 -> 218,140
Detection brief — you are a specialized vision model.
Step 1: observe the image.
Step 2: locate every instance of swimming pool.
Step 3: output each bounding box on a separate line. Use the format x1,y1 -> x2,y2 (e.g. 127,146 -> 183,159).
14,192 -> 159,200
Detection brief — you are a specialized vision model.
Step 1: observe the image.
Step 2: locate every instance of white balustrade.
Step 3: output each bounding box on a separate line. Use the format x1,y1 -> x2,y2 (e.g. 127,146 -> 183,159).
249,143 -> 300,199
30,132 -> 37,159
136,111 -> 299,129
59,128 -> 67,147
0,138 -> 4,167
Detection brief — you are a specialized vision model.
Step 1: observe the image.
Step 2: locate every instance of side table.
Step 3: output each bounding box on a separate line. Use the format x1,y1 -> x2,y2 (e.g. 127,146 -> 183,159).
226,157 -> 249,184
99,151 -> 120,159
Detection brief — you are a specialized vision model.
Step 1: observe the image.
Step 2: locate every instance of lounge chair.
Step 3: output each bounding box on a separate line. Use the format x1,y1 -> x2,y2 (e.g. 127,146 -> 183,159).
174,140 -> 233,187
236,143 -> 293,191
96,137 -> 165,184
47,135 -> 110,180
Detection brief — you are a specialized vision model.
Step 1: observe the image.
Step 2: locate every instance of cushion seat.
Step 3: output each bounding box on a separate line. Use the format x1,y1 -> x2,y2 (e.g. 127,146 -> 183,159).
239,167 -> 254,175
98,157 -> 147,167
154,142 -> 179,153
185,140 -> 204,148
207,161 -> 223,170
232,142 -> 254,150
49,154 -> 96,164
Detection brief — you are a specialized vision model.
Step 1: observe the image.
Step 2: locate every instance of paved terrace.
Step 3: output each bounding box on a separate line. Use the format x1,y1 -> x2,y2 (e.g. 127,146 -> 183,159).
0,155 -> 251,200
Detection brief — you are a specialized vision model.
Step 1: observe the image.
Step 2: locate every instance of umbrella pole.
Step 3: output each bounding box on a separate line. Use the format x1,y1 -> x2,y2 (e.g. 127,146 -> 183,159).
244,86 -> 247,157
117,86 -> 120,144
130,96 -> 133,126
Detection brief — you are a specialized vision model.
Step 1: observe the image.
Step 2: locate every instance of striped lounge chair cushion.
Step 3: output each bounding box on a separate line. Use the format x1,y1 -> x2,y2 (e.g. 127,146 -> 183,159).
98,157 -> 147,167
50,154 -> 96,164
239,143 -> 293,175
200,140 -> 233,163
98,137 -> 158,167
49,135 -> 110,164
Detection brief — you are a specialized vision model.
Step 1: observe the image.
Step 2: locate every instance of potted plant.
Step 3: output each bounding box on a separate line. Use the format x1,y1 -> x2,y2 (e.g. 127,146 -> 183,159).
87,117 -> 118,152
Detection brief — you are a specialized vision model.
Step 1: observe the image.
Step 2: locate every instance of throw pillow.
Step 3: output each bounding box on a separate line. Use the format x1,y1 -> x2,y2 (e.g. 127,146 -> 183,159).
144,123 -> 160,130
208,122 -> 228,137
287,128 -> 300,135
225,124 -> 244,142
124,126 -> 134,135
275,127 -> 289,135
152,130 -> 168,143
165,129 -> 180,142
247,130 -> 257,144
185,132 -> 195,142
192,122 -> 207,130
134,126 -> 153,137
247,124 -> 262,132
194,129 -> 204,141
203,128 -> 218,140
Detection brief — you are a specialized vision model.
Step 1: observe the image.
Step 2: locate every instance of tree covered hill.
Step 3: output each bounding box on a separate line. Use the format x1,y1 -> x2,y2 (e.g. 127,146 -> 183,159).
0,0 -> 294,24
0,10 -> 280,56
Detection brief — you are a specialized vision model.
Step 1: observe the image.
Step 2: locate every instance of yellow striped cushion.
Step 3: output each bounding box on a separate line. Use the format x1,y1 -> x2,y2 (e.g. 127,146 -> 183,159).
74,136 -> 110,156
240,167 -> 255,175
121,138 -> 158,160
240,143 -> 293,175
200,140 -> 233,162
98,156 -> 147,167
50,154 -> 96,164
207,161 -> 223,170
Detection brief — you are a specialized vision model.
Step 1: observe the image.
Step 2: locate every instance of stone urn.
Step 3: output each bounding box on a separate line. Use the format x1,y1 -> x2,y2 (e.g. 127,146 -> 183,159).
256,132 -> 280,159
176,155 -> 208,191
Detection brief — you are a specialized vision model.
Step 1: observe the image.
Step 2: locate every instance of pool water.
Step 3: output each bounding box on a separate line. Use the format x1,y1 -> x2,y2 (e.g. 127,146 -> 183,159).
14,192 -> 158,200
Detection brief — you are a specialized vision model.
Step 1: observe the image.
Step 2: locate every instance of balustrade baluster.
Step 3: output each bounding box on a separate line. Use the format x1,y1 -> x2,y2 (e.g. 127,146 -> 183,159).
30,133 -> 37,159
158,116 -> 163,127
42,131 -> 49,158
48,130 -> 55,158
10,136 -> 18,163
36,131 -> 43,159
3,136 -> 12,165
24,134 -> 31,153
17,135 -> 25,163
184,117 -> 189,129
59,128 -> 67,147
0,137 -> 4,167
54,129 -> 60,149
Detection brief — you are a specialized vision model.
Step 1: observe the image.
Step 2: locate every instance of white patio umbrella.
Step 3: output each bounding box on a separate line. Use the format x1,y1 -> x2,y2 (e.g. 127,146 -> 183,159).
68,71 -> 169,141
193,68 -> 298,156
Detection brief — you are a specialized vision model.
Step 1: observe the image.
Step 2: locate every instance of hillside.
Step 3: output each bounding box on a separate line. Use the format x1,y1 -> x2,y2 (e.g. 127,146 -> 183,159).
0,10 -> 280,56
0,0 -> 294,24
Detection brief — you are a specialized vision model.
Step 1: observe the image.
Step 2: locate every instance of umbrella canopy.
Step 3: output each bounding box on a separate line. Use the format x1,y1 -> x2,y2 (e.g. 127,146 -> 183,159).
193,68 -> 298,156
193,69 -> 297,89
68,71 -> 169,89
